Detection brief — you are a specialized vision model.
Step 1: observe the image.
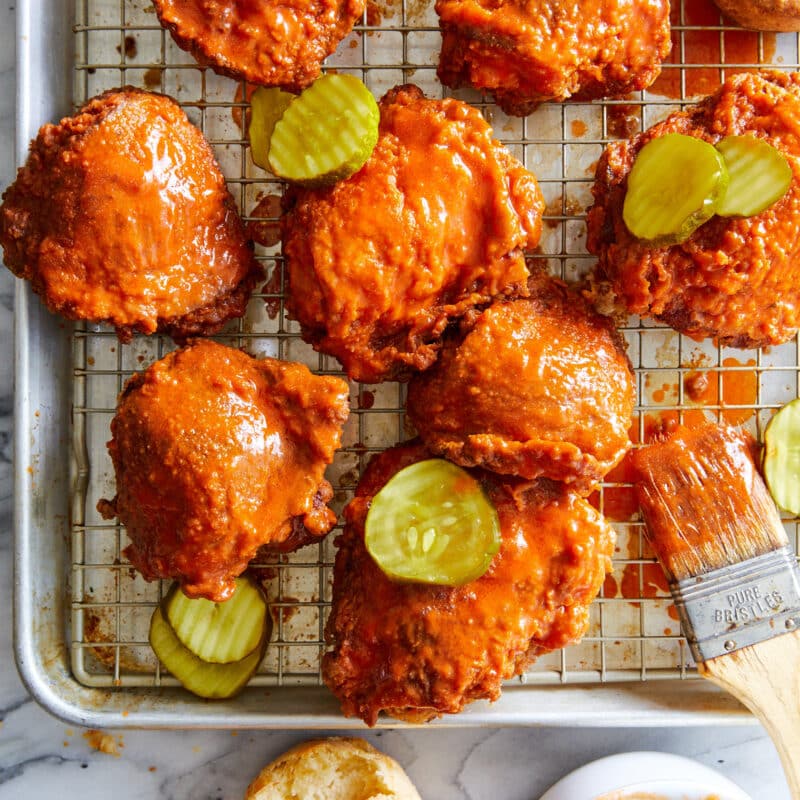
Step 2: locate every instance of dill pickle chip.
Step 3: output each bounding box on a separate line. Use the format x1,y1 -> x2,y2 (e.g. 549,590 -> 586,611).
364,459 -> 501,586
623,133 -> 729,245
715,135 -> 792,218
268,73 -> 379,187
763,398 -> 800,515
248,87 -> 295,172
164,575 -> 269,664
149,606 -> 268,700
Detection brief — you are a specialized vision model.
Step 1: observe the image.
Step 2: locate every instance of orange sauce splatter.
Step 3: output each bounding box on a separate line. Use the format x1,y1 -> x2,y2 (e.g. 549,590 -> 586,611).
667,605 -> 679,621
601,485 -> 640,522
143,68 -> 162,89
664,627 -> 673,636
262,266 -> 283,321
651,0 -> 776,99
232,83 -> 259,131
607,103 -> 640,139
683,356 -> 757,425
248,194 -> 283,248
650,381 -> 677,405
642,357 -> 757,441
620,562 -> 670,599
603,573 -> 619,598
590,449 -> 640,522
571,119 -> 587,137
358,390 -> 375,409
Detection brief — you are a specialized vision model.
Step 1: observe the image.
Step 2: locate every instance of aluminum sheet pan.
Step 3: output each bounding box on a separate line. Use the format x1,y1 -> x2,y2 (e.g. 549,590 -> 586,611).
14,0 -> 796,727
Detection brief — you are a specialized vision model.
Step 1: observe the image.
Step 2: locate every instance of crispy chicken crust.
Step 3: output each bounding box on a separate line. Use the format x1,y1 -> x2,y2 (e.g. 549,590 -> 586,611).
98,340 -> 350,602
153,0 -> 364,92
281,84 -> 544,383
436,0 -> 671,115
0,88 -> 261,342
406,278 -> 635,494
587,70 -> 800,349
322,442 -> 615,725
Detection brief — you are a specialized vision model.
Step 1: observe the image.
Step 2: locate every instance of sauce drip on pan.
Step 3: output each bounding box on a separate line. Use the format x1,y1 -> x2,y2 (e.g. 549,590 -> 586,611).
651,0 -> 776,99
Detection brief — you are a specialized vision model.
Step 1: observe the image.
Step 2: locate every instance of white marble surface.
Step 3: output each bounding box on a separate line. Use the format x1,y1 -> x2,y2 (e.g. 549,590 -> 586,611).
0,3 -> 792,797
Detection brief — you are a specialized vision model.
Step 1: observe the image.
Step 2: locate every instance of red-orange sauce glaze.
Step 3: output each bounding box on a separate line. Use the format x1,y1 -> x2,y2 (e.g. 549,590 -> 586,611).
281,84 -> 544,383
406,278 -> 636,494
651,0 -> 776,99
322,442 -> 615,725
436,0 -> 671,116
153,0 -> 364,92
0,89 -> 261,342
98,340 -> 350,601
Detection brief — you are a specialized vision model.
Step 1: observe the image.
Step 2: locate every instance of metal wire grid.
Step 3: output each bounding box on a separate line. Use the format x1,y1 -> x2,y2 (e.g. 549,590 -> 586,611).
68,0 -> 800,695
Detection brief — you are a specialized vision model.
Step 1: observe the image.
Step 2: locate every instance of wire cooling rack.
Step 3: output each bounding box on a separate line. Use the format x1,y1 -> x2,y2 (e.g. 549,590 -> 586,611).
69,0 -> 800,694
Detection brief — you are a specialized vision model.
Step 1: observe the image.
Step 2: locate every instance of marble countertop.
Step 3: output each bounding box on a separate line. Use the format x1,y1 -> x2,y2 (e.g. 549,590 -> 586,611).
0,3 -> 791,797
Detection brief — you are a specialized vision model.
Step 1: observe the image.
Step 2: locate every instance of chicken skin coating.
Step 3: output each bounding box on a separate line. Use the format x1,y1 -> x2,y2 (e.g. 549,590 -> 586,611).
281,84 -> 544,383
587,71 -> 800,349
322,442 -> 615,725
406,279 -> 635,494
0,88 -> 261,342
153,0 -> 364,92
98,340 -> 349,601
436,0 -> 671,116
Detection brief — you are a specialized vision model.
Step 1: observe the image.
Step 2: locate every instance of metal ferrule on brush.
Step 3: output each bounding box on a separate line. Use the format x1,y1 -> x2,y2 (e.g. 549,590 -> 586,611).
672,545 -> 800,663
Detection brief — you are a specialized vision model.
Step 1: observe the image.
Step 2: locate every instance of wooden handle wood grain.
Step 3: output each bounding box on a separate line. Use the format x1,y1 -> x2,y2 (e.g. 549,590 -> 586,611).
700,629 -> 800,799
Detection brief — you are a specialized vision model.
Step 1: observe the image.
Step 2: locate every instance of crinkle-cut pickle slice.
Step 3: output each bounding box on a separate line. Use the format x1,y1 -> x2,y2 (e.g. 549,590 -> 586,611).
149,606 -> 267,700
163,575 -> 269,664
364,459 -> 502,586
248,87 -> 295,172
715,135 -> 792,218
268,73 -> 379,187
763,398 -> 800,515
623,133 -> 729,245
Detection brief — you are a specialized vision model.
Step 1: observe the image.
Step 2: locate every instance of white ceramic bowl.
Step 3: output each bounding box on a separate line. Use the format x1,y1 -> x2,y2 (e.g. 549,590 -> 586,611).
538,751 -> 752,800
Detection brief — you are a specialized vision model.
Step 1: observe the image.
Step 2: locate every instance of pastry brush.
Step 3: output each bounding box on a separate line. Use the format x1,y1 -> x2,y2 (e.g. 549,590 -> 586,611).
632,422 -> 800,798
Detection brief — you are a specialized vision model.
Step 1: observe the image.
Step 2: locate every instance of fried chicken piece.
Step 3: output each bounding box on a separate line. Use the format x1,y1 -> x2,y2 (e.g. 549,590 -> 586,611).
587,70 -> 800,349
281,84 -> 544,383
406,278 -> 635,494
436,0 -> 671,116
153,0 -> 364,92
98,340 -> 349,601
0,88 -> 261,342
322,442 -> 615,725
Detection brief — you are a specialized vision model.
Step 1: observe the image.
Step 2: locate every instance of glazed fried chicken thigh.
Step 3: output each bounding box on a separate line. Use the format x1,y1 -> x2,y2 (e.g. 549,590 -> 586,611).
322,443 -> 615,725
0,88 -> 260,342
153,0 -> 364,91
436,0 -> 671,116
587,71 -> 800,349
281,84 -> 544,383
98,340 -> 349,601
406,278 -> 635,494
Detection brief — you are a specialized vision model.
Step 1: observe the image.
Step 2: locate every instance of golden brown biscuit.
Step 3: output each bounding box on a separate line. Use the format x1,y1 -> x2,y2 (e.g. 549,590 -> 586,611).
244,738 -> 422,800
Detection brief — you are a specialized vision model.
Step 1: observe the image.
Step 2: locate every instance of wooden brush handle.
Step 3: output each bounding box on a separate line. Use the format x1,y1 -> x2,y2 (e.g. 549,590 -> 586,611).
701,630 -> 800,799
